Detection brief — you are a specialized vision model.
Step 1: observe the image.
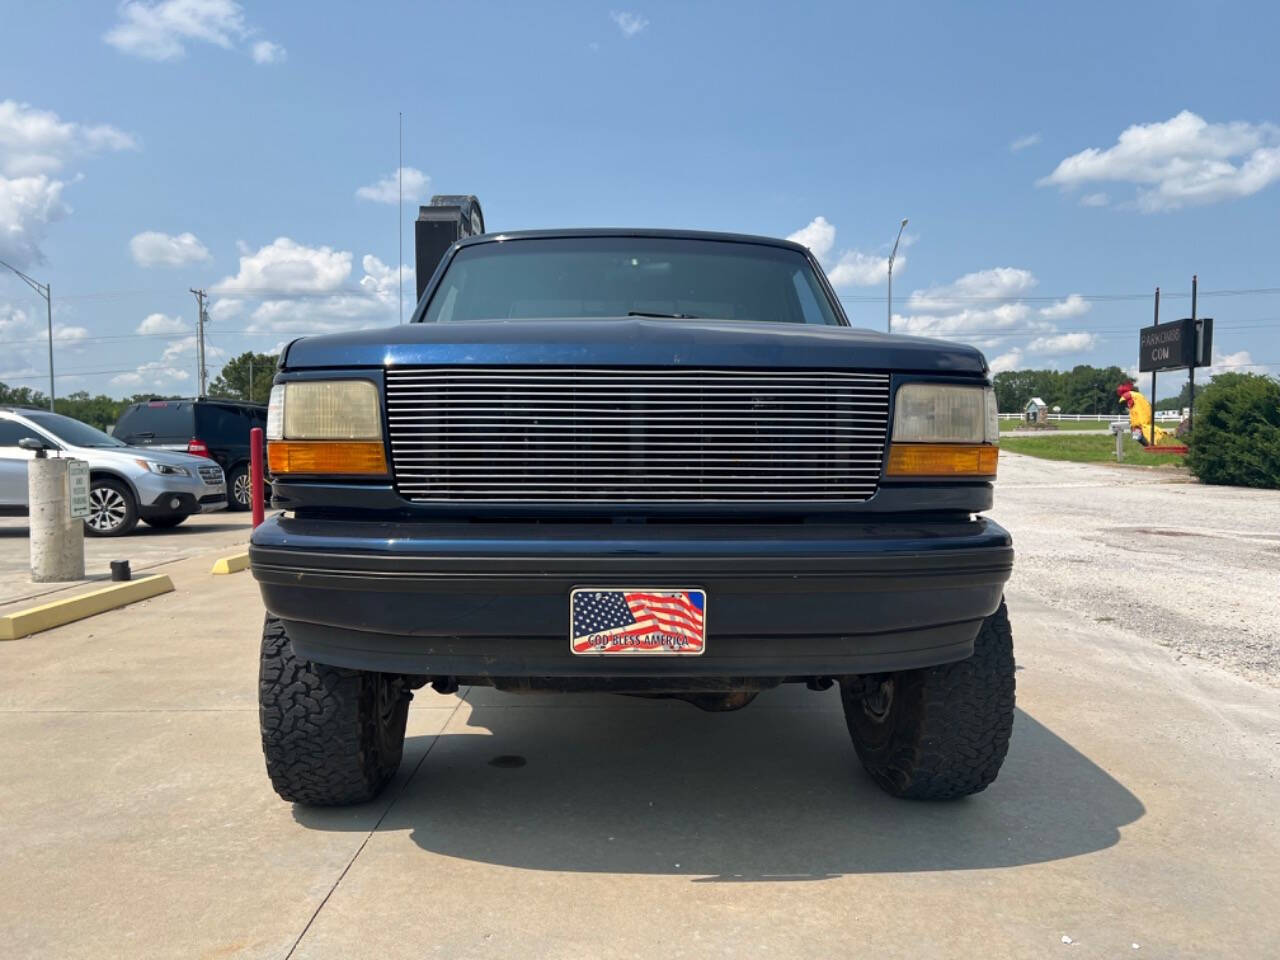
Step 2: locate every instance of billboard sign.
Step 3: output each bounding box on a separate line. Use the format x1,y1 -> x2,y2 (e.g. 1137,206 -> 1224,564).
1138,318 -> 1213,372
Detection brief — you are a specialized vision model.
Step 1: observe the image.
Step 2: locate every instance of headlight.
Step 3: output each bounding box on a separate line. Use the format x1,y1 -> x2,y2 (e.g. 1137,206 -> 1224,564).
887,383 -> 998,478
135,459 -> 190,477
266,380 -> 387,476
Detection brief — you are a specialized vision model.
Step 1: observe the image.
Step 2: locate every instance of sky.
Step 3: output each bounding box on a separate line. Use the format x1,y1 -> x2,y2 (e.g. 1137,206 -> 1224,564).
2,0 -> 1278,404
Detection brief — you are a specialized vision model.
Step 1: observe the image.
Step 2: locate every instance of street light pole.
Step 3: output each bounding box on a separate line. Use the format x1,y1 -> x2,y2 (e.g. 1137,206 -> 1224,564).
1,258 -> 55,410
887,218 -> 908,333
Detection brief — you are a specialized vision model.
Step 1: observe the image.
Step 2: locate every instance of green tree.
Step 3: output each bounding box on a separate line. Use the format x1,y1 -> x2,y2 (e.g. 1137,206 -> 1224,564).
0,383 -> 50,409
1153,381 -> 1193,412
1185,373 -> 1280,489
208,352 -> 278,405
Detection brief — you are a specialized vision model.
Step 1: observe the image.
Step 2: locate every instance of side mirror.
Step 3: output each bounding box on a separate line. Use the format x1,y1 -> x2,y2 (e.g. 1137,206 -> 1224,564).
17,437 -> 53,458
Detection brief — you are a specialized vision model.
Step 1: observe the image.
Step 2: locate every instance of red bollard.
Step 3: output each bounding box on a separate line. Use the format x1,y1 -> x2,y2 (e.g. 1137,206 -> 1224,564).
249,426 -> 265,528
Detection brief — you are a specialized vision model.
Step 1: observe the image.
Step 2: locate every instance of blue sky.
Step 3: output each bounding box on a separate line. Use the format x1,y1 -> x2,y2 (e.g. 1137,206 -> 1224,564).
2,0 -> 1278,401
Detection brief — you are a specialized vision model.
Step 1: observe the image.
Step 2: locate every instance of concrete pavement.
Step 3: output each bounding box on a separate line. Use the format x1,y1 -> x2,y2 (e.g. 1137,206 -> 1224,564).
0,457 -> 1277,959
0,511 -> 256,607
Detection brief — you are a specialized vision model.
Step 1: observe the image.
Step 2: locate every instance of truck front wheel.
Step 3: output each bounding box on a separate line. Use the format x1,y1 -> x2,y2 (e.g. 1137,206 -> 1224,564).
840,600 -> 1015,800
259,615 -> 411,806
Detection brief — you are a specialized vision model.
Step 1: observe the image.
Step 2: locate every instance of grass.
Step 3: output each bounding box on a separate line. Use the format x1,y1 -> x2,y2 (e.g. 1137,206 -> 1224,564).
1001,433 -> 1186,467
1000,418 -> 1115,432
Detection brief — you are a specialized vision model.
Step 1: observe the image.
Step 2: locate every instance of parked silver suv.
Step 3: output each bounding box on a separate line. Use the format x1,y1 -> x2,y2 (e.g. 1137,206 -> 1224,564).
0,408 -> 227,536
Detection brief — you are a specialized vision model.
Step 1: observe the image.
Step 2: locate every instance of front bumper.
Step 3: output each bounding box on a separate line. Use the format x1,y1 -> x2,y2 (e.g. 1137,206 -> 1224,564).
134,468 -> 226,520
250,515 -> 1013,679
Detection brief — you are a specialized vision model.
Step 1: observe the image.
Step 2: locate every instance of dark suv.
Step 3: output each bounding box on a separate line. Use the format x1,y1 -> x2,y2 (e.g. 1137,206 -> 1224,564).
114,398 -> 267,511
252,229 -> 1014,808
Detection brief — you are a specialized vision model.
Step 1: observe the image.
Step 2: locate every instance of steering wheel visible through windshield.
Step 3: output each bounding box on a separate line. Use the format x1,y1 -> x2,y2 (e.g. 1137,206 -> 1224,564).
420,236 -> 844,326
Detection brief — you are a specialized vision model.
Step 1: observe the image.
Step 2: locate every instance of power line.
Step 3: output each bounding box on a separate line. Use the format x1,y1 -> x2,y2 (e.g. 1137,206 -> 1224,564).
840,286 -> 1280,303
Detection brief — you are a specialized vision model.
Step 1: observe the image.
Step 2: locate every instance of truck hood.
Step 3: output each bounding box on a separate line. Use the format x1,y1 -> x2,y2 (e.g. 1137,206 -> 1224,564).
282,318 -> 988,376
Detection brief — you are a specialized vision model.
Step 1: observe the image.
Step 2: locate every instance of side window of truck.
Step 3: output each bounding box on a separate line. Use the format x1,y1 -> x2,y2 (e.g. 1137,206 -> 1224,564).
791,270 -> 829,325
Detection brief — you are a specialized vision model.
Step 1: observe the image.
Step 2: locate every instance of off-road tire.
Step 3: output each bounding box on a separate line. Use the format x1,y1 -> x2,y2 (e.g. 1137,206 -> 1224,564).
259,615 -> 411,806
840,600 -> 1015,800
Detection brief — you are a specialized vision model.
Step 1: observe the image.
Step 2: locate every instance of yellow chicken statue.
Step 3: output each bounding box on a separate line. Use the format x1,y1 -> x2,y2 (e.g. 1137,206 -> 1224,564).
1116,382 -> 1174,446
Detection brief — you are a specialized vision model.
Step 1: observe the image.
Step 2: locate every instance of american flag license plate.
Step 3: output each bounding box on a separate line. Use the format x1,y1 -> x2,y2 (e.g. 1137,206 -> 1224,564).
570,587 -> 707,656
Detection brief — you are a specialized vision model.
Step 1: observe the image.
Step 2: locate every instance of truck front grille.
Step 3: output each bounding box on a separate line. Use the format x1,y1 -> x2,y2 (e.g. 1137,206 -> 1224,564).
385,367 -> 890,502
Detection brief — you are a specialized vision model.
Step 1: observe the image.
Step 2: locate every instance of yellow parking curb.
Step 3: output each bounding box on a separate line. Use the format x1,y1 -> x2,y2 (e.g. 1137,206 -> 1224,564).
0,575 -> 175,641
211,551 -> 250,575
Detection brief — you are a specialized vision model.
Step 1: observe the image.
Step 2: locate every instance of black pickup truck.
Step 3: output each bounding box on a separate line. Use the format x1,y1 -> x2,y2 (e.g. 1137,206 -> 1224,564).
252,227 -> 1014,807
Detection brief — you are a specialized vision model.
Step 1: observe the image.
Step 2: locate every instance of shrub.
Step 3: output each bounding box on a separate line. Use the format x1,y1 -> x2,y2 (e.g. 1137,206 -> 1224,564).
1185,373 -> 1280,489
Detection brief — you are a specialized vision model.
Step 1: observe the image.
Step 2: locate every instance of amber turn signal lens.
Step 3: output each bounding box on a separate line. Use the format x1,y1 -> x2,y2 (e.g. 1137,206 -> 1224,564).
886,443 -> 998,478
267,440 -> 388,476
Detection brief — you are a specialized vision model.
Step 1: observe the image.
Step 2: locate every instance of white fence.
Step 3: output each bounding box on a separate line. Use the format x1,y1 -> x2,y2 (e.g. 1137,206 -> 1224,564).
1000,412 -> 1183,422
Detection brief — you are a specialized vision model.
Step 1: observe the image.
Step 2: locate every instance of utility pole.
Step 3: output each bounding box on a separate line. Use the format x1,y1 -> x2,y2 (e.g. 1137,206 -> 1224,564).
887,218 -> 908,333
189,288 -> 208,398
1188,275 -> 1197,432
0,258 -> 55,410
249,357 -> 254,402
1150,287 -> 1159,447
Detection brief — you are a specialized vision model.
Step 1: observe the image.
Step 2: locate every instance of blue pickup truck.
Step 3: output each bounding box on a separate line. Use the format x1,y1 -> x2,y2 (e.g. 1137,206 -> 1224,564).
252,224 -> 1014,807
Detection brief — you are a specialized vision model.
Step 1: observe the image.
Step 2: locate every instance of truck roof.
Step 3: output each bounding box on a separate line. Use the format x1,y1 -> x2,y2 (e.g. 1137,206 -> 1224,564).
453,227 -> 810,254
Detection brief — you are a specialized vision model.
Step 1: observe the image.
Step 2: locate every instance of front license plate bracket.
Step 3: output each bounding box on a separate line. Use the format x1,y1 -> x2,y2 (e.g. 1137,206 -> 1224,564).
570,587 -> 707,656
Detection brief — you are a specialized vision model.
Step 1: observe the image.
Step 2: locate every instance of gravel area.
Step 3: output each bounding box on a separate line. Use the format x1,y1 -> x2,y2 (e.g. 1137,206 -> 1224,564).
991,450 -> 1280,687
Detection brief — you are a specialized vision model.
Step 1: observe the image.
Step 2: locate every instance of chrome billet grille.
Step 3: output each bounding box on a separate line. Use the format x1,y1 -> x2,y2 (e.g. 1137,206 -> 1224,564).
385,368 -> 890,502
197,464 -> 223,484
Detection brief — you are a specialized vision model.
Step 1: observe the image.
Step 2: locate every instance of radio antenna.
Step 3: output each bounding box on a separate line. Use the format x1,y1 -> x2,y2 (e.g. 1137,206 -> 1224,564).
398,111 -> 403,324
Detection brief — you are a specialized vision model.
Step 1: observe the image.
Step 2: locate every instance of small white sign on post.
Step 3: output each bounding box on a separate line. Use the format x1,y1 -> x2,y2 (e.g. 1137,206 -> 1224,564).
67,459 -> 90,519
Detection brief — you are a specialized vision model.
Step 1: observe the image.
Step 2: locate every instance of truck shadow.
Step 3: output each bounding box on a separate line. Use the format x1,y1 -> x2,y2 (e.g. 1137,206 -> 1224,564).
296,687 -> 1144,878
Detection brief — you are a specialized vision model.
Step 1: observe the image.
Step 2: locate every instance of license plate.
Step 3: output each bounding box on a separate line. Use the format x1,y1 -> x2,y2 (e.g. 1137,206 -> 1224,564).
570,587 -> 706,656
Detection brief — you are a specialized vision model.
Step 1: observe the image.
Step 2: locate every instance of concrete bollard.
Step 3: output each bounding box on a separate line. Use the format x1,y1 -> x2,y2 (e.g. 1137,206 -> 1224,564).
28,457 -> 85,582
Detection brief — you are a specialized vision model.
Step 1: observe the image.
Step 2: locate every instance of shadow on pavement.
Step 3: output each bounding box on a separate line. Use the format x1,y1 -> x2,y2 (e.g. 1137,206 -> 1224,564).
296,688 -> 1144,878
139,521 -> 249,536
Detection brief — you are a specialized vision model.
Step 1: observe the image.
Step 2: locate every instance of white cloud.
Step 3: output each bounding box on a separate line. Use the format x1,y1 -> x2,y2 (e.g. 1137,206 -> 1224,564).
0,174 -> 69,267
110,362 -> 191,389
894,301 -> 1034,341
53,325 -> 89,343
251,40 -> 286,64
203,238 -> 413,336
905,267 -> 1037,313
1039,110 -> 1280,212
1027,331 -> 1097,354
1207,349 -> 1268,377
0,100 -> 136,177
213,237 -> 351,295
0,301 -> 89,386
786,216 -> 835,260
890,267 -> 1097,370
989,349 -> 1023,374
610,11 -> 649,37
1010,133 -> 1041,152
129,230 -> 211,267
355,166 -> 429,205
787,215 -> 903,289
104,0 -> 283,65
136,312 -> 188,335
244,254 -> 411,335
828,250 -> 895,287
1079,192 -> 1110,208
0,101 -> 136,268
111,332 -> 222,389
1038,294 -> 1090,320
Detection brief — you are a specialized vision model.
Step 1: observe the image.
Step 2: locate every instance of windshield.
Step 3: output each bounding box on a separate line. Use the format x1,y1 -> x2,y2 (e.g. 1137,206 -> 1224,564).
420,237 -> 843,325
25,411 -> 126,448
